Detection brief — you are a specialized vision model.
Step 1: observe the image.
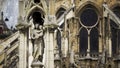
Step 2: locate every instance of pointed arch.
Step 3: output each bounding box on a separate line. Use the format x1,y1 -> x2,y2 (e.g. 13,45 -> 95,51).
55,5 -> 67,14
75,1 -> 102,17
55,5 -> 67,19
79,27 -> 88,54
26,5 -> 45,22
77,1 -> 100,56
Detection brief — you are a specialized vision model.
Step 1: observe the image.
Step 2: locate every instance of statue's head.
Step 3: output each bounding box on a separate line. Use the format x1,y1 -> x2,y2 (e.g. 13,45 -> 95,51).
34,23 -> 43,30
34,24 -> 39,29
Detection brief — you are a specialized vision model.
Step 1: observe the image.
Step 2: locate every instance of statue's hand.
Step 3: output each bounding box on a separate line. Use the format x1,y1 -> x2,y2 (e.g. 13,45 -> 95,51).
31,29 -> 43,39
31,34 -> 36,39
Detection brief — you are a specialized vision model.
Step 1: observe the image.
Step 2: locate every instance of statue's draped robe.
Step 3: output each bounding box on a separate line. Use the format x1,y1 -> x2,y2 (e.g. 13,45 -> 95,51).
31,28 -> 44,61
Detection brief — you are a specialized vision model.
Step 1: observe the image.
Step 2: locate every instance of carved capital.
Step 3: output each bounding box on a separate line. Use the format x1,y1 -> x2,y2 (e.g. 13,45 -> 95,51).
44,23 -> 58,33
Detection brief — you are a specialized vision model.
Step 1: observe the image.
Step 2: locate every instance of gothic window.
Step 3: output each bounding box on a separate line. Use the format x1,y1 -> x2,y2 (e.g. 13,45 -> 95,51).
56,30 -> 61,51
90,28 -> 99,53
79,27 -> 88,54
56,8 -> 66,19
111,6 -> 120,56
79,4 -> 99,55
111,26 -> 117,56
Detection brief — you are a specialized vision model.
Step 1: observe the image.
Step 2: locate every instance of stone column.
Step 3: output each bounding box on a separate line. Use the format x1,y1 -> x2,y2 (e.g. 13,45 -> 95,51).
16,19 -> 30,68
44,24 -> 58,68
19,0 -> 25,18
28,31 -> 33,68
87,29 -> 91,57
106,14 -> 112,57
64,37 -> 69,57
19,29 -> 28,68
99,18 -> 102,53
17,1 -> 28,67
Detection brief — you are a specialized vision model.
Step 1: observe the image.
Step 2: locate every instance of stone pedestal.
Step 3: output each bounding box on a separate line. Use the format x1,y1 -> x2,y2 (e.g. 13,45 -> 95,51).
31,61 -> 44,68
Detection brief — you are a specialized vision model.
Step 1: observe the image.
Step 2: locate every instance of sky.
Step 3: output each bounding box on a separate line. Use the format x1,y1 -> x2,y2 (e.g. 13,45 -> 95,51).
2,0 -> 18,29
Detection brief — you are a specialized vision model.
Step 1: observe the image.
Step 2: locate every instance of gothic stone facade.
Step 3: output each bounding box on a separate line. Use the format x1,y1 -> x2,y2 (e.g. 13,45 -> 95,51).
17,0 -> 120,68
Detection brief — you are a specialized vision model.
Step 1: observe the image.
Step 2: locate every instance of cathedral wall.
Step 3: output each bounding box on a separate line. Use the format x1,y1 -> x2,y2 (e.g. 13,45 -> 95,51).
17,0 -> 120,68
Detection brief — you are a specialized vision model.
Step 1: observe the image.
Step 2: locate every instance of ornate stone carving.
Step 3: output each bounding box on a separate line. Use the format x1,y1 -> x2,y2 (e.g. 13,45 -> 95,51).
31,24 -> 45,62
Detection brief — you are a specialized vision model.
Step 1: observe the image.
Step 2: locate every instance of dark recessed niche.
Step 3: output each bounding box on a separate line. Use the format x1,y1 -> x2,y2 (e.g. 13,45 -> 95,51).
34,0 -> 40,3
32,12 -> 44,25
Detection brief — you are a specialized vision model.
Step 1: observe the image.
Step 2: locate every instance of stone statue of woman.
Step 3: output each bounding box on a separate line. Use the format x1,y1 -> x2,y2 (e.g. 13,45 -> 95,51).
31,23 -> 45,62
